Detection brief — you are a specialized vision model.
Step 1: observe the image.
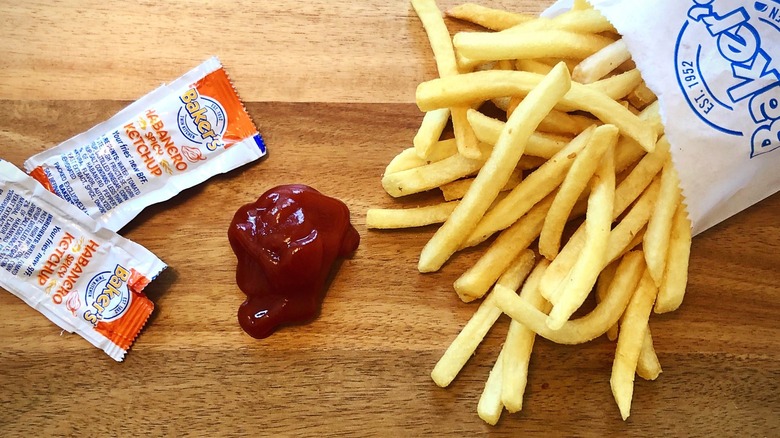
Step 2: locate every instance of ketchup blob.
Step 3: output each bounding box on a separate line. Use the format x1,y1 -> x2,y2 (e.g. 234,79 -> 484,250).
228,184 -> 360,339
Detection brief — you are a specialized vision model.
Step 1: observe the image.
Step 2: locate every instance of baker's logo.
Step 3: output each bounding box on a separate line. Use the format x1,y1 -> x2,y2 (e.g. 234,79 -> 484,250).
675,0 -> 780,157
178,88 -> 227,152
82,265 -> 132,325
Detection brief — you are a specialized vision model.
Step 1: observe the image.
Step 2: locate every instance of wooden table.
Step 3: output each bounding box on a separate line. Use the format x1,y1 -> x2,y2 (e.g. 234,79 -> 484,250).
1,1 -> 778,436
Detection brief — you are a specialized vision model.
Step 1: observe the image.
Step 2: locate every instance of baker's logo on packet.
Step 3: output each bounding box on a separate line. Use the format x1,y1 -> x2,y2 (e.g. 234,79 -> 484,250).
675,0 -> 780,158
82,265 -> 132,325
178,88 -> 228,152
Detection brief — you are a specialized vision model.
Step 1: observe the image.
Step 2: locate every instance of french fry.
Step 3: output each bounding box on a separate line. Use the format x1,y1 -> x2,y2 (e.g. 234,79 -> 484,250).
547,141 -> 616,330
605,177 -> 661,264
587,69 -> 643,101
515,59 -> 554,75
505,9 -> 615,34
381,142 -> 490,197
464,127 -> 594,248
501,259 -> 551,413
418,63 -> 572,273
539,124 -> 617,259
467,109 -> 571,159
494,251 -> 645,344
452,107 -> 482,159
478,349 -> 505,425
627,82 -> 658,110
596,260 -> 621,341
655,201 -> 692,313
455,194 -> 554,302
636,327 -> 662,380
538,109 -> 598,136
644,159 -> 682,285
413,108 -> 451,159
385,139 -> 458,175
640,101 -> 664,136
441,169 -> 522,201
572,39 -> 631,84
611,269 -> 658,420
447,3 -> 534,31
366,201 -> 459,229
453,30 -> 613,62
415,70 -> 657,152
431,250 -> 535,387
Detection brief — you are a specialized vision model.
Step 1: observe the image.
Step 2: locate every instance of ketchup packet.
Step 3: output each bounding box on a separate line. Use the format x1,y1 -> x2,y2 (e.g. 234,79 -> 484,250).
0,160 -> 166,361
545,1 -> 780,234
25,57 -> 266,231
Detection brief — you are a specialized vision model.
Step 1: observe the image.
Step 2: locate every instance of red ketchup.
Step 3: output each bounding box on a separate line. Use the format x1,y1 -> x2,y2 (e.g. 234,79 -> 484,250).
228,184 -> 360,339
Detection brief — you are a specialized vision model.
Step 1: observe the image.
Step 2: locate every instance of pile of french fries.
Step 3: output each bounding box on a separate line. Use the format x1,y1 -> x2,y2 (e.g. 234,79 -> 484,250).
367,0 -> 693,425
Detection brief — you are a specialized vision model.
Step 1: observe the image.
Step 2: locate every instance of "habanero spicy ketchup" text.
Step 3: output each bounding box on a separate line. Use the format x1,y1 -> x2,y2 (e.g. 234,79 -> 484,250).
228,184 -> 360,339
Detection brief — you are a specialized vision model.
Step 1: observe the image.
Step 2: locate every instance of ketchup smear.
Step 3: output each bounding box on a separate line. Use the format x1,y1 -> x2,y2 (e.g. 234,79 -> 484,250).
228,184 -> 360,339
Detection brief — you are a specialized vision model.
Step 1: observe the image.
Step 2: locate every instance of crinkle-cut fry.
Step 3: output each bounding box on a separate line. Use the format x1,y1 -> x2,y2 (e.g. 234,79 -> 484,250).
516,59 -> 554,75
596,260 -> 621,341
540,136 -> 667,303
464,127 -> 594,249
627,82 -> 658,111
414,108 -> 451,159
366,201 -> 459,229
478,348 -> 505,426
547,142 -> 616,330
381,142 -> 490,197
572,39 -> 631,84
415,70 -> 657,152
447,3 -> 534,31
644,159 -> 682,286
431,250 -> 535,387
385,139 -> 458,175
467,109 -> 571,159
453,30 -> 613,62
441,169 -> 522,201
587,69 -> 643,101
611,269 -> 658,421
605,177 -> 661,264
655,200 -> 692,313
494,251 -> 645,344
636,327 -> 662,380
454,194 -> 554,302
418,63 -> 572,273
501,259 -> 551,413
539,124 -> 616,260
505,9 -> 614,34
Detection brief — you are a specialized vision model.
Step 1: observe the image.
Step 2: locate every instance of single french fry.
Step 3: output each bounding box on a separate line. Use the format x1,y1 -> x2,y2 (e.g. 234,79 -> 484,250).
366,202 -> 459,229
547,142 -> 616,330
454,195 -> 554,302
539,124 -> 617,259
572,39 -> 631,84
614,136 -> 647,174
467,109 -> 571,159
655,201 -> 692,313
416,70 -> 657,152
644,159 -> 682,285
505,9 -> 614,34
414,108 -> 451,159
572,0 -> 591,10
640,101 -> 664,136
453,30 -> 613,62
587,69 -> 643,101
494,251 -> 645,344
431,250 -> 535,387
441,169 -> 522,201
385,139 -> 458,175
538,109 -> 598,136
447,3 -> 533,31
627,82 -> 658,110
596,259 -> 621,341
452,106 -> 482,159
496,250 -> 537,291
636,327 -> 662,380
501,259 -> 551,413
515,59 -> 554,75
381,142 -> 491,197
411,0 -> 458,77
478,348 -> 505,426
418,63 -> 572,273
464,127 -> 594,248
605,177 -> 661,264
611,269 -> 658,420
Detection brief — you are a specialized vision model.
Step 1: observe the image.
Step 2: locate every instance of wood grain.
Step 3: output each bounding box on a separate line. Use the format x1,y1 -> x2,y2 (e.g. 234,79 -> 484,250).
1,1 -> 779,436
